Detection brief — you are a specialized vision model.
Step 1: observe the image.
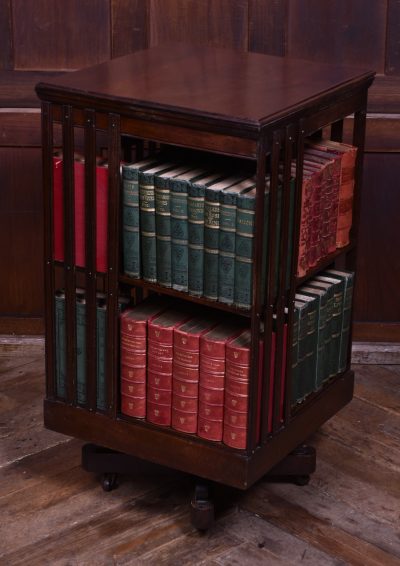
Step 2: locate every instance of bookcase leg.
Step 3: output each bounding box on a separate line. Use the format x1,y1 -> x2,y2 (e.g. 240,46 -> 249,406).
190,481 -> 215,531
263,444 -> 316,485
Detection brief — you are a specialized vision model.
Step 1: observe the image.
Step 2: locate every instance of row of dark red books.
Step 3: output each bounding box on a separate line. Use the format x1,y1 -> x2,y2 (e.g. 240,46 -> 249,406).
296,140 -> 357,277
120,299 -> 285,450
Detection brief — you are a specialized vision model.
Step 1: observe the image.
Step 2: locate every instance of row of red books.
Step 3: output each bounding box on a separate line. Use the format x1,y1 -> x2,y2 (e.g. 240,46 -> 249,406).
296,140 -> 357,278
53,152 -> 109,272
120,299 -> 286,450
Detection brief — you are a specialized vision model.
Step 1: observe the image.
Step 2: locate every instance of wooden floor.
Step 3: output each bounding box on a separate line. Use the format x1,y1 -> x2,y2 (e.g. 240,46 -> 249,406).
1,344 -> 399,566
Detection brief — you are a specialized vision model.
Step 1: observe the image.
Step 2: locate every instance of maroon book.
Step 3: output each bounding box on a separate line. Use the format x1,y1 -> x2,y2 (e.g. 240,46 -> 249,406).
198,321 -> 243,442
171,316 -> 217,434
147,309 -> 192,427
120,300 -> 166,419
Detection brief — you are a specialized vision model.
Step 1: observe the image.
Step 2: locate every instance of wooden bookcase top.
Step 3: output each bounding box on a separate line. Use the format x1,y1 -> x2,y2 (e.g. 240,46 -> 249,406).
36,43 -> 374,132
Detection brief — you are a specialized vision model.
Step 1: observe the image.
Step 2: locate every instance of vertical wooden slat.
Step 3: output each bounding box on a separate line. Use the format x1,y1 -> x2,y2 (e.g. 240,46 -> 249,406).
42,101 -> 55,399
284,124 -> 305,424
84,109 -> 97,411
272,125 -> 293,432
62,104 -> 77,406
248,0 -> 288,56
106,113 -> 121,418
247,137 -> 267,452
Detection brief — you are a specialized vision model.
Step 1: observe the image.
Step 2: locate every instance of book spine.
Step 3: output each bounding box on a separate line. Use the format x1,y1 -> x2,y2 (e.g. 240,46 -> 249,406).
122,167 -> 141,278
188,184 -> 205,296
315,293 -> 328,389
171,180 -> 189,291
339,274 -> 354,372
95,164 -> 108,273
74,159 -> 85,268
203,193 -> 220,300
297,176 -> 313,277
76,298 -> 86,404
96,302 -> 107,411
198,340 -> 225,442
55,293 -> 66,398
172,329 -> 200,434
234,196 -> 255,309
139,172 -> 157,282
337,150 -> 357,247
53,156 -> 64,262
328,160 -> 341,253
330,281 -> 345,376
155,176 -> 172,287
307,172 -> 322,268
296,301 -> 316,401
323,289 -> 334,382
218,195 -> 237,304
290,306 -> 300,404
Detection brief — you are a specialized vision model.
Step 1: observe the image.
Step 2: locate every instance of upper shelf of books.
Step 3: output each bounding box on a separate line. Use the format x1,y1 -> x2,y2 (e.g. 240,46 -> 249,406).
36,44 -> 375,135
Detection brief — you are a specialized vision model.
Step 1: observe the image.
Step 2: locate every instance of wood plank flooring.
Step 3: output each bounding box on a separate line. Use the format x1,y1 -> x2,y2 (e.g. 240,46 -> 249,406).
0,348 -> 399,565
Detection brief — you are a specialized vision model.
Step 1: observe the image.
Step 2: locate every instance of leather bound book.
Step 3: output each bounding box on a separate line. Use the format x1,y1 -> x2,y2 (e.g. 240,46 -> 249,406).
295,164 -> 314,277
198,321 -> 244,441
147,309 -> 192,426
120,299 -> 166,419
171,316 -> 217,433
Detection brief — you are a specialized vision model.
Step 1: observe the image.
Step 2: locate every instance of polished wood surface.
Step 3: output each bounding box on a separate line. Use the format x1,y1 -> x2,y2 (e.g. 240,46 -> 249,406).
1,347 -> 399,564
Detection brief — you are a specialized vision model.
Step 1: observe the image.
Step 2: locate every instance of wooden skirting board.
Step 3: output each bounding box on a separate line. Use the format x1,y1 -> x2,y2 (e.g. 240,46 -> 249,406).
0,335 -> 399,364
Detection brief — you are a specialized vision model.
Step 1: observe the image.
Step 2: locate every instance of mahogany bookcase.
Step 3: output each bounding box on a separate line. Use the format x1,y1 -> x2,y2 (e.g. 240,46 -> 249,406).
36,44 -> 374,527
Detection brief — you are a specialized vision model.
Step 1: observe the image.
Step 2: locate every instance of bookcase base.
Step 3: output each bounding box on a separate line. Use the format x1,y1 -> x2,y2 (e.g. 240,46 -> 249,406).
44,370 -> 353,490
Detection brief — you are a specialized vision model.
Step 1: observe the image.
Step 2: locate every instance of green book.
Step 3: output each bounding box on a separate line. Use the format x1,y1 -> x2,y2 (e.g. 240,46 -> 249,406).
307,279 -> 334,382
55,290 -> 66,399
76,293 -> 86,405
96,295 -> 107,411
155,165 -> 193,288
139,162 -> 175,282
314,274 -> 345,377
324,269 -> 354,373
122,158 -> 159,278
297,286 -> 328,390
218,178 -> 255,304
291,301 -> 301,404
188,172 -> 225,297
170,168 -> 208,292
203,175 -> 245,300
295,293 -> 318,399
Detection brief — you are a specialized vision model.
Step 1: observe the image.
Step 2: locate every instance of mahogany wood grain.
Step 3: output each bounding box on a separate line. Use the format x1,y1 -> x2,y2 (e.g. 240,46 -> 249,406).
386,0 -> 400,76
0,0 -> 12,69
249,0 -> 287,56
111,0 -> 148,58
12,0 -> 111,70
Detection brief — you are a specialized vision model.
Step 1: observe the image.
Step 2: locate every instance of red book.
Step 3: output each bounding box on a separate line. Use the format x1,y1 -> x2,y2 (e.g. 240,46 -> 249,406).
198,321 -> 243,442
171,316 -> 217,434
294,163 -> 315,277
147,309 -> 192,427
52,153 -> 109,272
120,300 -> 166,419
308,140 -> 357,248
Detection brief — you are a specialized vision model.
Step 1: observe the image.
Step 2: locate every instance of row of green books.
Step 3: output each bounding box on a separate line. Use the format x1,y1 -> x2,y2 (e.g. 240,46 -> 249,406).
291,268 -> 354,404
122,158 -> 279,309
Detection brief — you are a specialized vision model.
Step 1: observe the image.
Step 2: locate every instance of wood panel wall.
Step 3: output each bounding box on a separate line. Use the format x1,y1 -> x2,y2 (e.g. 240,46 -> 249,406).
1,0 -> 399,340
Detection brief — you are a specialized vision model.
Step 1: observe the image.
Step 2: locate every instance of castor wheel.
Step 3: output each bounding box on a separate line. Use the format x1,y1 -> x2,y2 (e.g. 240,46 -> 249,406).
190,483 -> 215,531
294,474 -> 310,486
101,472 -> 119,492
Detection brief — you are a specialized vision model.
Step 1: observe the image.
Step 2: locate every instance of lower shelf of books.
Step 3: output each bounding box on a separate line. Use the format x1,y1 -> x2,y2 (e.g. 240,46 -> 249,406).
44,368 -> 353,490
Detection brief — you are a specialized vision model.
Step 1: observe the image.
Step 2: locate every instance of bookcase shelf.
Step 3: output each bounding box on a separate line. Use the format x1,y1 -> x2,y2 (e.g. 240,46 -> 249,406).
36,45 -> 374,509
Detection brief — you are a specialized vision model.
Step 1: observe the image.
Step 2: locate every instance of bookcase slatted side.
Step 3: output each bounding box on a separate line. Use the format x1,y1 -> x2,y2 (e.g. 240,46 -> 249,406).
42,101 -> 56,400
84,109 -> 98,412
105,113 -> 121,419
62,105 -> 77,406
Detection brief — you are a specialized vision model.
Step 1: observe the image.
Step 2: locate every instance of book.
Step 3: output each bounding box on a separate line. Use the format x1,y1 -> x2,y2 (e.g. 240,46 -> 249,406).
297,286 -> 328,390
290,302 -> 301,404
314,274 -> 345,377
139,162 -> 175,282
198,321 -> 244,441
172,315 -> 218,433
122,158 -> 159,278
120,299 -> 166,419
170,168 -> 208,292
76,291 -> 86,405
294,294 -> 318,401
203,176 -> 245,300
309,140 -> 357,248
306,279 -> 334,382
188,173 -> 226,296
218,178 -> 255,304
155,165 -> 194,287
324,269 -> 354,372
147,309 -> 192,426
96,295 -> 107,411
54,290 -> 66,398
